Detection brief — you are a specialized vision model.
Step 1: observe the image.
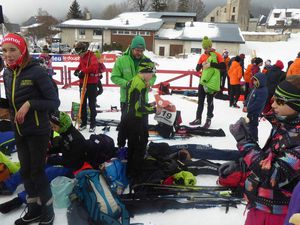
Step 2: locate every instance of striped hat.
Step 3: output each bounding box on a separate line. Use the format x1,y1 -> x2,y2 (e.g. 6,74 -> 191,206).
275,80 -> 300,112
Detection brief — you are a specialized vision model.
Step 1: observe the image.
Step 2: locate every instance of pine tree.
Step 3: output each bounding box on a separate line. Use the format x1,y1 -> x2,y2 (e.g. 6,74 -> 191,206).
151,0 -> 167,12
177,0 -> 189,12
67,0 -> 83,19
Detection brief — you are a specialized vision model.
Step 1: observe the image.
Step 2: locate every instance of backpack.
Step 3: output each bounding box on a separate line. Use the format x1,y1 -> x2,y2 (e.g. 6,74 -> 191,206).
158,82 -> 171,95
155,111 -> 182,138
0,163 -> 10,182
74,169 -> 130,225
86,134 -> 116,169
0,131 -> 16,155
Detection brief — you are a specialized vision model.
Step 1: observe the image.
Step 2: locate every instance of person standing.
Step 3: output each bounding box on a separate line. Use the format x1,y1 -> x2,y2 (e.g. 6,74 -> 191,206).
230,75 -> 300,225
228,55 -> 243,108
2,33 -> 60,225
189,36 -> 225,128
221,49 -> 231,93
74,42 -> 99,132
111,35 -> 156,124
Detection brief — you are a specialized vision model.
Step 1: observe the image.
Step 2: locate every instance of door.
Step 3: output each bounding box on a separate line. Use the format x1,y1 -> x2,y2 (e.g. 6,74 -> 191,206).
159,46 -> 165,56
170,45 -> 183,56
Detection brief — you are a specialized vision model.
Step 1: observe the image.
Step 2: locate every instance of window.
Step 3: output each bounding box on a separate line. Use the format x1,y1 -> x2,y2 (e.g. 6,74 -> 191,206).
231,15 -> 235,21
216,10 -> 219,16
78,29 -> 85,35
112,30 -> 117,34
139,31 -> 145,35
131,31 -> 137,35
276,20 -> 284,26
224,8 -> 226,13
286,12 -> 292,17
124,30 -> 130,35
232,7 -> 235,13
191,48 -> 201,54
210,17 -> 215,22
274,13 -> 281,18
93,29 -> 102,36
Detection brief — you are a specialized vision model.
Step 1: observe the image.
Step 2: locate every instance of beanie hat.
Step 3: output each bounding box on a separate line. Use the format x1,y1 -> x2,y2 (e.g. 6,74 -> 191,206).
0,98 -> 9,109
254,57 -> 263,65
275,60 -> 284,70
50,111 -> 72,134
74,42 -> 88,54
239,53 -> 245,59
138,58 -> 156,74
202,36 -> 212,49
131,35 -> 146,50
234,55 -> 241,62
274,80 -> 300,112
1,33 -> 28,68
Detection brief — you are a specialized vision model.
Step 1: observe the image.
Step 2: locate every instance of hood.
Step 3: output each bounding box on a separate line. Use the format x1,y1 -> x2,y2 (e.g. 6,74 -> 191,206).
253,72 -> 266,88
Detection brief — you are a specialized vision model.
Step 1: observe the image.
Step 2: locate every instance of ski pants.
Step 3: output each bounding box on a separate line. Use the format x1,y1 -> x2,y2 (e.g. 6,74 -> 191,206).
16,134 -> 52,204
229,84 -> 241,106
196,84 -> 214,120
245,208 -> 286,225
80,83 -> 97,127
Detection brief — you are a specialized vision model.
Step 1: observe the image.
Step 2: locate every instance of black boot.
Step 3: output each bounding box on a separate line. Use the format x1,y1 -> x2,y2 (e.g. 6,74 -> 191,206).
15,197 -> 41,225
39,199 -> 55,225
203,118 -> 211,129
0,197 -> 23,214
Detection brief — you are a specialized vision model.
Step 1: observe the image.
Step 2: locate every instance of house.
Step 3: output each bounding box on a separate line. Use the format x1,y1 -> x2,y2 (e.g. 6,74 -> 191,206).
56,12 -> 196,51
265,8 -> 300,33
203,0 -> 251,31
155,21 -> 245,56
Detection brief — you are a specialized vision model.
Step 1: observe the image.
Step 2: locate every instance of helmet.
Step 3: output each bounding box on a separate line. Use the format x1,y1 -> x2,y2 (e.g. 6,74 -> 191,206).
74,42 -> 88,54
138,58 -> 156,74
50,111 -> 72,134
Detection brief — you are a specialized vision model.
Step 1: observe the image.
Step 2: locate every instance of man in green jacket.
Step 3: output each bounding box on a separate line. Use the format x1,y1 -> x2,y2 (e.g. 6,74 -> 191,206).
111,35 -> 156,121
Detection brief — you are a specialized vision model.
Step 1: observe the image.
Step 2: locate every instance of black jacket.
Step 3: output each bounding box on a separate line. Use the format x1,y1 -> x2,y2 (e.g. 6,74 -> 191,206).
3,61 -> 60,136
265,65 -> 285,96
48,125 -> 87,170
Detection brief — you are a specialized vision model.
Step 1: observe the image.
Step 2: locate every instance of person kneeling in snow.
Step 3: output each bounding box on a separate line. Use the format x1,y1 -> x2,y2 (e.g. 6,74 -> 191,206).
230,75 -> 300,225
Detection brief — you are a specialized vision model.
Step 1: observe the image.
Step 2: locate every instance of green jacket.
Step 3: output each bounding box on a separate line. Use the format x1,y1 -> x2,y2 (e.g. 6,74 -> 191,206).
127,74 -> 156,118
111,47 -> 156,103
200,52 -> 221,94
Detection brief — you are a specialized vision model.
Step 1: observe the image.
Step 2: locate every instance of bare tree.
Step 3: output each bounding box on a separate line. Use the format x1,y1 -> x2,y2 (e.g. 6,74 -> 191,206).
128,0 -> 151,11
101,2 -> 130,19
151,0 -> 167,12
188,0 -> 206,21
177,0 -> 189,12
37,8 -> 49,16
165,0 -> 177,12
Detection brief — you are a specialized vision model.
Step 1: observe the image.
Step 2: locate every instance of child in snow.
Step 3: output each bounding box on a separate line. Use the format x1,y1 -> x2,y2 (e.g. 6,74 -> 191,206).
118,58 -> 160,183
244,72 -> 268,141
230,75 -> 300,225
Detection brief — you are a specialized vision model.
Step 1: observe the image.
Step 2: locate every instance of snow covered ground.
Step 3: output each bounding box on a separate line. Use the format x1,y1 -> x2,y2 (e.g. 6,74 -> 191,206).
1,33 -> 299,225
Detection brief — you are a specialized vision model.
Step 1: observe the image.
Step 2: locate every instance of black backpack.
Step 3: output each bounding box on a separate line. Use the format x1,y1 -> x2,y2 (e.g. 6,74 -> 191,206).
86,134 -> 116,169
156,111 -> 182,138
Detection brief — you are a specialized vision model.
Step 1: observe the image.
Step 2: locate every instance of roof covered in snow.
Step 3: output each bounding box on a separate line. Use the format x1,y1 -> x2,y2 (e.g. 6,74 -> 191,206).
57,12 -> 196,31
156,22 -> 245,43
267,8 -> 300,27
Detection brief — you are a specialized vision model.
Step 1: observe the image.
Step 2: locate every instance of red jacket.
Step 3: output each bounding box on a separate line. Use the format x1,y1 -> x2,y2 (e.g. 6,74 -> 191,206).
76,51 -> 99,84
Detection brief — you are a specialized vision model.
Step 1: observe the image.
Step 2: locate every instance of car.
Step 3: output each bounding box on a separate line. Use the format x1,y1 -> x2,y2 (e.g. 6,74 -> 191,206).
88,42 -> 101,52
50,43 -> 71,54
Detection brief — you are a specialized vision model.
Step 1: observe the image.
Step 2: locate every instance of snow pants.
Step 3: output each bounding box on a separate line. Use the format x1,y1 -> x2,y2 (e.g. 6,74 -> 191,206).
245,208 -> 286,225
80,83 -> 97,127
196,84 -> 214,120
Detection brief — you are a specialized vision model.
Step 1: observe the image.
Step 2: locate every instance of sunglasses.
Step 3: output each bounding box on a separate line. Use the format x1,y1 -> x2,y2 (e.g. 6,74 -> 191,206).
273,96 -> 300,106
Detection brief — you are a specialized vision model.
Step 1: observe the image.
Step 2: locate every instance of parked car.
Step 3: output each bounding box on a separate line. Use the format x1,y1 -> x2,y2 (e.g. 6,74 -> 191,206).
51,43 -> 71,54
88,42 -> 102,52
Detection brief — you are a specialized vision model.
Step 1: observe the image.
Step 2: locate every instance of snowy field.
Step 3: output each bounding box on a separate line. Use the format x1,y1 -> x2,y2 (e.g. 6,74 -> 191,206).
1,33 -> 299,225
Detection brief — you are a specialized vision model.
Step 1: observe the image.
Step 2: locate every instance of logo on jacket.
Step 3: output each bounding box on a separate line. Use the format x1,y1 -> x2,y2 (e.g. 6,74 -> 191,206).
20,80 -> 33,86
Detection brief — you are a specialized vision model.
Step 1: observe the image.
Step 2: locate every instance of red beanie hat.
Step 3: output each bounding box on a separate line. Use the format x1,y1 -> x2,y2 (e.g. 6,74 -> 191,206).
1,33 -> 28,68
275,60 -> 284,70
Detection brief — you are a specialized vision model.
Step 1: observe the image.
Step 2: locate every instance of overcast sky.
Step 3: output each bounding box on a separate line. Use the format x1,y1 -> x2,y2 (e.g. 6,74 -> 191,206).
1,0 -> 300,24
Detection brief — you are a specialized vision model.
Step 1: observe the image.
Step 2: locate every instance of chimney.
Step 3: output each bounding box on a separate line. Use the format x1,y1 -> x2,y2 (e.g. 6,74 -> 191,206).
85,11 -> 91,20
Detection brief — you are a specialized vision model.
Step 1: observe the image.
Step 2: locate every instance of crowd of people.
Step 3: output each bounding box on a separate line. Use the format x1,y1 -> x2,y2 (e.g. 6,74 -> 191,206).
0,32 -> 300,225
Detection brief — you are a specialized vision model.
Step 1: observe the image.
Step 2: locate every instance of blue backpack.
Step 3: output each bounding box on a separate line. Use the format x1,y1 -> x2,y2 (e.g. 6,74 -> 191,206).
0,131 -> 16,155
74,169 -> 130,225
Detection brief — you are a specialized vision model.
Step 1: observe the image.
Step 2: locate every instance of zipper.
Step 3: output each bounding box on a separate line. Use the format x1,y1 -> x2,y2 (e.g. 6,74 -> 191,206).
11,69 -> 22,136
34,110 -> 40,126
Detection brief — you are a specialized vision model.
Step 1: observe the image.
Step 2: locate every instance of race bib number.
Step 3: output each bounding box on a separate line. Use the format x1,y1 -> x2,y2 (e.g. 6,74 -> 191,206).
154,109 -> 176,126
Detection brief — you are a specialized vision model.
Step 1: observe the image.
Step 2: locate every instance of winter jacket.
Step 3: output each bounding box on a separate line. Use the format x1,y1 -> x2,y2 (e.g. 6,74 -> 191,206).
111,47 -> 157,103
76,51 -> 99,84
237,113 -> 300,215
199,51 -> 224,94
228,61 -> 243,85
244,64 -> 253,83
266,65 -> 285,96
3,61 -> 60,136
126,74 -> 156,118
287,58 -> 300,76
48,125 -> 87,171
284,182 -> 300,225
246,73 -> 268,115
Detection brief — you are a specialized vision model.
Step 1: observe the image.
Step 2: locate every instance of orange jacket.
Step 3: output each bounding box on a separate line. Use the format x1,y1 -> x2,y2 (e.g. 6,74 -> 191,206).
197,51 -> 224,65
244,64 -> 253,83
228,61 -> 243,85
224,57 -> 231,71
287,58 -> 300,76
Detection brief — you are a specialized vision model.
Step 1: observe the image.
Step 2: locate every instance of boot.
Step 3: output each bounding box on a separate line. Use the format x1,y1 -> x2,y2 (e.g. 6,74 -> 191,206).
203,118 -> 211,129
0,197 -> 23,214
189,118 -> 201,126
15,197 -> 42,225
38,199 -> 55,225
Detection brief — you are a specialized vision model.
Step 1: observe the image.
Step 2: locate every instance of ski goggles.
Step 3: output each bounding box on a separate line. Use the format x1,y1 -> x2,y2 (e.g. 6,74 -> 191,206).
273,96 -> 300,106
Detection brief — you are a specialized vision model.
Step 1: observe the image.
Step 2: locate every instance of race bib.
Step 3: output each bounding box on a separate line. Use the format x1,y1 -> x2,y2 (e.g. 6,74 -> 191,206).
154,109 -> 176,126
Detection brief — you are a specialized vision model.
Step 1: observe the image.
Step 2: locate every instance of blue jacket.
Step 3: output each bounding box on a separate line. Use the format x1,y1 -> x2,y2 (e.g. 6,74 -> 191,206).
246,72 -> 268,115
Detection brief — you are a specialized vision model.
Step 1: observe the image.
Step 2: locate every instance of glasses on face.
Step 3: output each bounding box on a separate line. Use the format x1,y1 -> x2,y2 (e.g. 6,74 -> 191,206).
273,96 -> 300,106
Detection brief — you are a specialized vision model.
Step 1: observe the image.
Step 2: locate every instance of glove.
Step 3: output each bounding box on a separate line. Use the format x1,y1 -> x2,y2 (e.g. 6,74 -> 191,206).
218,161 -> 239,178
229,117 -> 251,143
202,62 -> 211,70
74,70 -> 80,77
